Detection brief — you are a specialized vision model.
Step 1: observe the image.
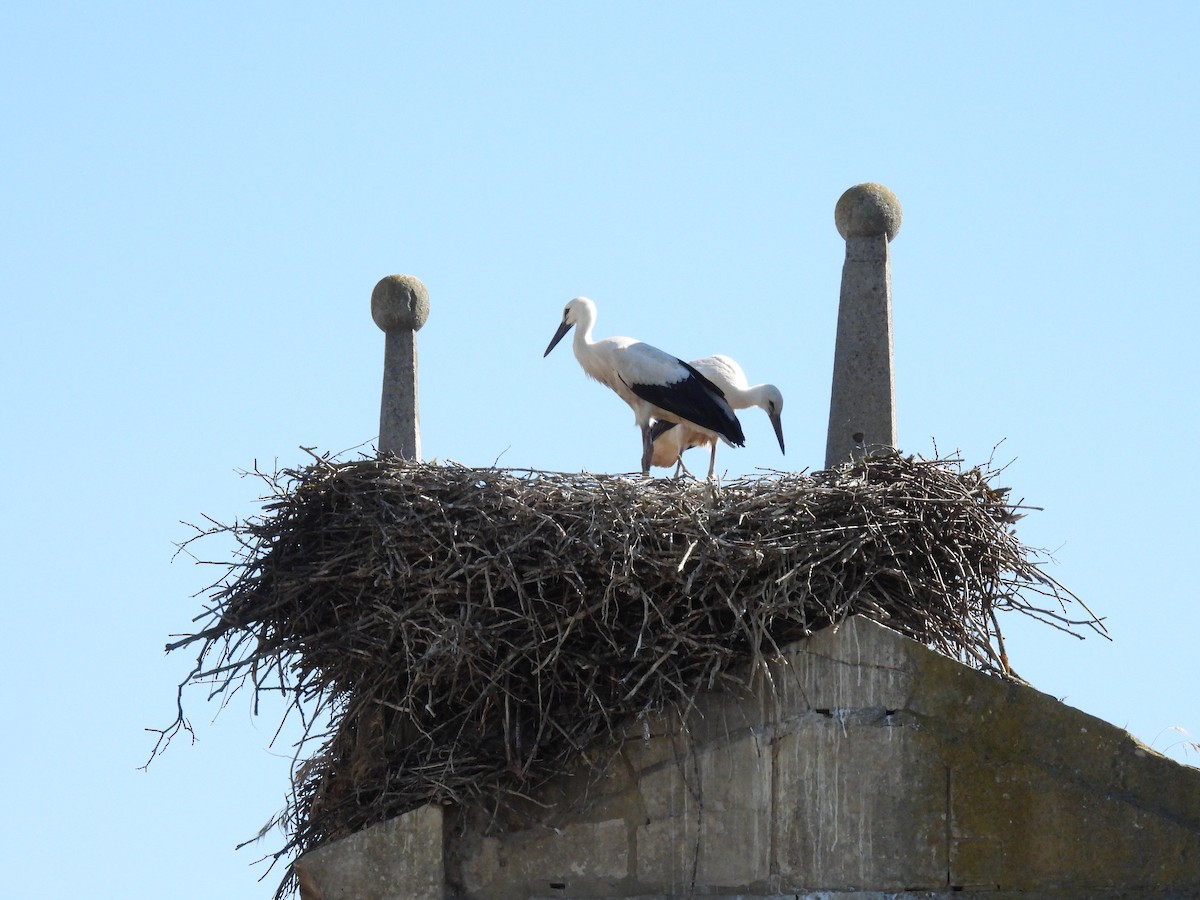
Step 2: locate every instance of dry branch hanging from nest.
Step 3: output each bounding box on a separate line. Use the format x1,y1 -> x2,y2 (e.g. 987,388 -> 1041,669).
154,451 -> 1104,892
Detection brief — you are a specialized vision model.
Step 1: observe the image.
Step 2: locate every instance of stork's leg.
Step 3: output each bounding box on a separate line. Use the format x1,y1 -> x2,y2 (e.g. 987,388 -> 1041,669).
707,441 -> 718,480
674,455 -> 695,479
640,425 -> 653,476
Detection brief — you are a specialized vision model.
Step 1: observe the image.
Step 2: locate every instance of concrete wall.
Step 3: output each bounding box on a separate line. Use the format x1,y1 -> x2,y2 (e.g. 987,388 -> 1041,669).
294,617 -> 1200,898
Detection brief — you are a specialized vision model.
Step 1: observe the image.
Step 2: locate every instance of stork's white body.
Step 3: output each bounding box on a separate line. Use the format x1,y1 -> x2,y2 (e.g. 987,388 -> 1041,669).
544,297 -> 745,476
650,354 -> 785,479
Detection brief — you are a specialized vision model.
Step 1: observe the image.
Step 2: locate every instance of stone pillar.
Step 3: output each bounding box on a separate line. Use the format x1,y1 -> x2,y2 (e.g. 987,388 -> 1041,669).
825,184 -> 902,469
371,274 -> 430,460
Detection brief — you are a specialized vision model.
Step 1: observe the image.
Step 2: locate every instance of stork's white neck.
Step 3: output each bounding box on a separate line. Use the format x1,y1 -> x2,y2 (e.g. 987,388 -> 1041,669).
727,382 -> 780,414
571,301 -> 597,351
740,383 -> 769,409
573,319 -> 594,350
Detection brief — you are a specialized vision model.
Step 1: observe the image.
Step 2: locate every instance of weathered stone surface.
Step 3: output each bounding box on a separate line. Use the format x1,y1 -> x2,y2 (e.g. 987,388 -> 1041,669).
825,224 -> 897,467
834,182 -> 903,240
457,818 -> 630,899
377,328 -> 421,460
638,807 -> 772,891
299,617 -> 1200,898
875,631 -> 1200,891
770,613 -> 918,712
619,715 -> 686,774
636,731 -> 773,890
773,714 -> 945,890
372,274 -> 427,460
371,274 -> 430,333
294,803 -> 443,900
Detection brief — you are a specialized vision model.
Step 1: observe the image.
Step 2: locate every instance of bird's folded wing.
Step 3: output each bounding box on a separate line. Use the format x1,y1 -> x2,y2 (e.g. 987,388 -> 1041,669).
627,358 -> 745,446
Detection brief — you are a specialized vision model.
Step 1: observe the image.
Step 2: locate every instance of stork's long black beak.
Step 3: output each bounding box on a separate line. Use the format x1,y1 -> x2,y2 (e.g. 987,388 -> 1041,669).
544,319 -> 573,357
770,411 -> 785,454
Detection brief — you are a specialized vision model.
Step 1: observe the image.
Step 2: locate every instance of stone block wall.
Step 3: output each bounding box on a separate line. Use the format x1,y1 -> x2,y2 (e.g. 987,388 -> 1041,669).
295,617 -> 1200,898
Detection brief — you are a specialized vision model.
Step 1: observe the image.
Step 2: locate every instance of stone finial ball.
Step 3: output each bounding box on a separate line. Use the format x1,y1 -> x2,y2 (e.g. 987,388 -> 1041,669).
371,274 -> 430,332
834,183 -> 902,241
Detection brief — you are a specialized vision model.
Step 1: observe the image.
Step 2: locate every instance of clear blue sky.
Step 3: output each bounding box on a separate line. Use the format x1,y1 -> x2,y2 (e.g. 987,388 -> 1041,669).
3,4 -> 1198,897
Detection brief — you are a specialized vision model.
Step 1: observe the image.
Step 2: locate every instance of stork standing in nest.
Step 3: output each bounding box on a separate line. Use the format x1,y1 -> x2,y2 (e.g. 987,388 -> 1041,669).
544,297 -> 745,476
650,355 -> 785,479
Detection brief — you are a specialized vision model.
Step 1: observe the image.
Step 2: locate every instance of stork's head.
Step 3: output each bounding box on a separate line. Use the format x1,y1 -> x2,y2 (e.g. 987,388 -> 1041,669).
758,385 -> 786,454
543,296 -> 595,357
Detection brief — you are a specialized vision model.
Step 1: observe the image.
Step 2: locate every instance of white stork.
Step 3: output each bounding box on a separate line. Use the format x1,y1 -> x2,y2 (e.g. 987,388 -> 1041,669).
543,297 -> 745,476
650,355 -> 785,480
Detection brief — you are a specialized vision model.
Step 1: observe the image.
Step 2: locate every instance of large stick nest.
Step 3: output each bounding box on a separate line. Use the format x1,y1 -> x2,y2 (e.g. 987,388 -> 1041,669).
153,451 -> 1103,893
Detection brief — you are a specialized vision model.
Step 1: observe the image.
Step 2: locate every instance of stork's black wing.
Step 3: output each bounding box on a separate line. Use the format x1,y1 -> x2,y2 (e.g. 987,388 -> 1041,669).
627,359 -> 745,447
